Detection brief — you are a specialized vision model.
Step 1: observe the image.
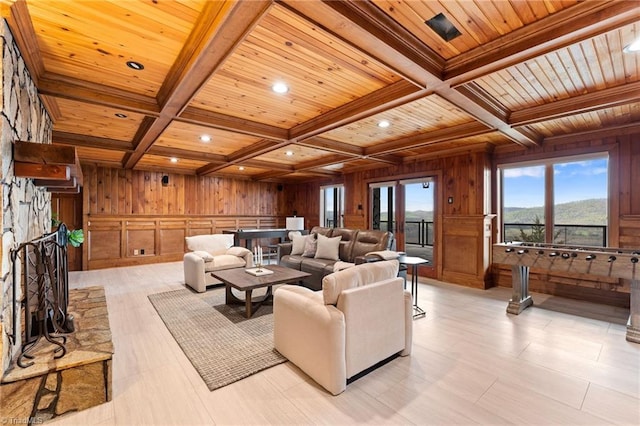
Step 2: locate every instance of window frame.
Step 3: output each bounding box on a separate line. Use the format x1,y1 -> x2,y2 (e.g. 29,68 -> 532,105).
497,152 -> 610,246
319,184 -> 345,228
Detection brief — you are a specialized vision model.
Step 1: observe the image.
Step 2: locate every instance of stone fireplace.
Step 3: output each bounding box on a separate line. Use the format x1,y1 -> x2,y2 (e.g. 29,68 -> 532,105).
0,19 -> 113,423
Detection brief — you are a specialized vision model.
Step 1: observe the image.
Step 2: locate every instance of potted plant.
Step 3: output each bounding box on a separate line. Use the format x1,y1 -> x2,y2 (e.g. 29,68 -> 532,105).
51,214 -> 85,247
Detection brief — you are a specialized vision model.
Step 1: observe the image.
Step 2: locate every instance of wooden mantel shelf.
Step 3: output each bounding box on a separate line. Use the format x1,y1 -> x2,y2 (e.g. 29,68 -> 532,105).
13,141 -> 83,191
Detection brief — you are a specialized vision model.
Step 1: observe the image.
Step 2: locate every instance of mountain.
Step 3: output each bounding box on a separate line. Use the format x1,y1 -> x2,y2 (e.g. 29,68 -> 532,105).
374,198 -> 606,225
503,198 -> 607,225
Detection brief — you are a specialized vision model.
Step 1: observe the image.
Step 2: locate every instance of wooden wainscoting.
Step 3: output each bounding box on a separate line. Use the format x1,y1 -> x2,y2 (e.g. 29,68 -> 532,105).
86,215 -> 281,269
441,215 -> 496,289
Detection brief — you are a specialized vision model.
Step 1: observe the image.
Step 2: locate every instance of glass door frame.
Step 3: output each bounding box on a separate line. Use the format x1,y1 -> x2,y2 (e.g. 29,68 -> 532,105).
366,172 -> 442,279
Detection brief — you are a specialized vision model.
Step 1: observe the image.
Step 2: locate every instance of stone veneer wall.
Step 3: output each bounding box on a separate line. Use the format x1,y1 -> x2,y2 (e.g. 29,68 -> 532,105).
0,19 -> 53,376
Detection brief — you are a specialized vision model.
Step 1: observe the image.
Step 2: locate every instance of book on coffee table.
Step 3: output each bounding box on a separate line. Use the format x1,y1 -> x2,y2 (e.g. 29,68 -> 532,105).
245,268 -> 274,276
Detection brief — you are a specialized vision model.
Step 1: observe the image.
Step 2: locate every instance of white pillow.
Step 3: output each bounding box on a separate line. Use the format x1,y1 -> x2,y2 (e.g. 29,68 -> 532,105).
226,246 -> 251,257
315,234 -> 341,261
290,234 -> 308,255
192,250 -> 214,262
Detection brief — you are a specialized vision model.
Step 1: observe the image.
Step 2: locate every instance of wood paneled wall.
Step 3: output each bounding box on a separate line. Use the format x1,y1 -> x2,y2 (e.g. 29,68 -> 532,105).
81,165 -> 286,269
491,132 -> 640,307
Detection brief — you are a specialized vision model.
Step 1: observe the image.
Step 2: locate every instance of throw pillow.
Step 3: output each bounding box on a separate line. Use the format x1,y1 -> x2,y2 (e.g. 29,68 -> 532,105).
226,246 -> 251,257
192,250 -> 214,262
291,234 -> 308,255
302,234 -> 318,257
315,234 -> 341,260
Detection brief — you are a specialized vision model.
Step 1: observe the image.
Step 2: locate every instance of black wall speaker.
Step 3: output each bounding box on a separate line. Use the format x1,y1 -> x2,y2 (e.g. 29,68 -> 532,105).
277,184 -> 283,191
162,175 -> 169,186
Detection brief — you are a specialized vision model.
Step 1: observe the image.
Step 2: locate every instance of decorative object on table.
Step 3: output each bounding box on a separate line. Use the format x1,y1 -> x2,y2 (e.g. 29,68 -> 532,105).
148,287 -> 285,391
285,216 -> 305,231
247,245 -> 273,275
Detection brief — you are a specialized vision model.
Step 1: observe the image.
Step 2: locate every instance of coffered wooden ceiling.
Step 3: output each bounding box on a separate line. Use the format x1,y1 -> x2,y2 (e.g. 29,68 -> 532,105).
3,0 -> 639,182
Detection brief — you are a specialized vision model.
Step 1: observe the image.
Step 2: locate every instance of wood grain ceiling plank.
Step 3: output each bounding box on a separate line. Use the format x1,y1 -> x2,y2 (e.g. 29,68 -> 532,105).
290,80 -> 426,140
364,121 -> 491,156
510,81 -> 640,126
125,0 -> 272,169
282,0 -> 439,87
146,146 -> 226,165
445,0 -> 638,85
297,137 -> 363,157
178,107 -> 289,141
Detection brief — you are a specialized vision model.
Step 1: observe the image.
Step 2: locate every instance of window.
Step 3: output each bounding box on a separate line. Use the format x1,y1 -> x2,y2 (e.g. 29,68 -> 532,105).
320,185 -> 344,228
500,155 -> 608,246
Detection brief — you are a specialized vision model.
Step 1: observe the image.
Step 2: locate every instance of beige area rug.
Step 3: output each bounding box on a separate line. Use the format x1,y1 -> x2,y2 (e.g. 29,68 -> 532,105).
148,287 -> 286,391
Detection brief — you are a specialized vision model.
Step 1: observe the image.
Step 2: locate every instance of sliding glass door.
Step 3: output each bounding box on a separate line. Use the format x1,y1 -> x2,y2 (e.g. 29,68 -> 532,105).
370,177 -> 436,276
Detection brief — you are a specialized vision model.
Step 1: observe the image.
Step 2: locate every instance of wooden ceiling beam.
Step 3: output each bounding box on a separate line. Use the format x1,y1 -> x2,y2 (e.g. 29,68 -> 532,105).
290,81 -> 428,141
38,74 -> 160,115
146,146 -> 227,164
124,0 -> 272,169
178,107 -> 289,141
445,0 -> 639,85
510,82 -> 640,126
365,122 -> 492,156
6,0 -> 45,84
227,139 -> 291,163
53,131 -> 134,152
368,154 -> 403,165
296,137 -> 363,157
543,122 -> 640,145
294,154 -> 356,172
242,159 -> 294,172
281,0 -> 440,88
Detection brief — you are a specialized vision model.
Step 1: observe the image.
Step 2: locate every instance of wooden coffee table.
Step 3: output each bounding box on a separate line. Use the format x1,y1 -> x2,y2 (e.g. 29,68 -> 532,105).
211,265 -> 310,318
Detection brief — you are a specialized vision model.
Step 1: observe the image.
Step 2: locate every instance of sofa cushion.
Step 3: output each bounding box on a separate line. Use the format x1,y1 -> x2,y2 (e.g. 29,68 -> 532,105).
192,250 -> 214,262
322,260 -> 399,305
350,230 -> 392,260
186,234 -> 234,256
330,228 -> 358,261
315,234 -> 341,260
302,235 -> 318,257
226,246 -> 251,257
310,226 -> 333,237
280,254 -> 304,270
203,254 -> 246,272
291,234 -> 309,255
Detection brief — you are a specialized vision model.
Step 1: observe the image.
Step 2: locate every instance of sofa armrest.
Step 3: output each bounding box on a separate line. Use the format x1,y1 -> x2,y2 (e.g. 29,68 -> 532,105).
277,242 -> 293,259
183,252 -> 206,293
273,285 -> 347,395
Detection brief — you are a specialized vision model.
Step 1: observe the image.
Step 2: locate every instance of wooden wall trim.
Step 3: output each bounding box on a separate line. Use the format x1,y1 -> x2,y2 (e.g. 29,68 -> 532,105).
85,214 -> 283,270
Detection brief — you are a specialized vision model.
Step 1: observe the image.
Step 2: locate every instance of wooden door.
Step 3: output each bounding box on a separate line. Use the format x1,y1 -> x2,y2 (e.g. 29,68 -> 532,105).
51,192 -> 83,271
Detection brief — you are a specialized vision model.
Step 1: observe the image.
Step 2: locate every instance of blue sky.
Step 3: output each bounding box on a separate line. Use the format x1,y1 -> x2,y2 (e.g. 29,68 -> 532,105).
503,158 -> 608,208
376,158 -> 608,213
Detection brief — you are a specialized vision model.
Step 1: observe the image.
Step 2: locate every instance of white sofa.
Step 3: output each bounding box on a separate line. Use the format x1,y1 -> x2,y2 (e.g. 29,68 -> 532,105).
183,234 -> 253,293
273,259 -> 412,395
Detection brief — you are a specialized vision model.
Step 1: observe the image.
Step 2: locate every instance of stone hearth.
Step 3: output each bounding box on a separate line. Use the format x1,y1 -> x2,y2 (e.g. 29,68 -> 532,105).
0,286 -> 113,424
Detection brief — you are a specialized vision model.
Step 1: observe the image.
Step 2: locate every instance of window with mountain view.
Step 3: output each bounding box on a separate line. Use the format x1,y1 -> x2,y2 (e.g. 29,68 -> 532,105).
500,156 -> 608,247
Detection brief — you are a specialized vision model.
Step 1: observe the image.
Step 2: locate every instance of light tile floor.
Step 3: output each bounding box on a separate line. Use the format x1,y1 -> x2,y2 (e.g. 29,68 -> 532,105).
46,262 -> 639,425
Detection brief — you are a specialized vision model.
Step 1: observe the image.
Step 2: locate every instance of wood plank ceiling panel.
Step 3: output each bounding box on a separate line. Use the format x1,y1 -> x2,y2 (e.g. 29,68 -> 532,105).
153,121 -> 262,155
136,154 -> 208,171
26,0 -> 206,96
189,3 -> 401,128
214,165 -> 272,176
527,103 -> 640,138
70,146 -> 125,164
474,23 -> 640,112
254,144 -> 333,164
53,98 -> 145,141
371,0 -> 579,59
321,94 -> 476,147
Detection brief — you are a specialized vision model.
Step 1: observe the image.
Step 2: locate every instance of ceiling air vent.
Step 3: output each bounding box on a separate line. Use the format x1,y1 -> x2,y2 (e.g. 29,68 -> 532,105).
425,13 -> 462,42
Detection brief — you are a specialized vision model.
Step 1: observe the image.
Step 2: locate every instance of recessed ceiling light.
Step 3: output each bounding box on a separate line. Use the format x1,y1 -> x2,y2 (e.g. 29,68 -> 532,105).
238,166 -> 245,171
114,113 -> 127,118
200,135 -> 211,142
170,157 -> 178,163
378,120 -> 390,128
623,37 -> 640,53
285,150 -> 294,156
272,82 -> 289,94
126,60 -> 144,70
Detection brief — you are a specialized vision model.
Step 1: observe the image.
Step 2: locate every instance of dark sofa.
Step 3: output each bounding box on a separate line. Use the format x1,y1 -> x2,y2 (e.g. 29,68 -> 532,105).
278,226 -> 394,291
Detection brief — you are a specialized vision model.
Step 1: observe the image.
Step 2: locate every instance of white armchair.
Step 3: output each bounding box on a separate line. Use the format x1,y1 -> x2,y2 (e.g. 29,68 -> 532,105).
273,260 -> 412,395
183,234 -> 253,293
